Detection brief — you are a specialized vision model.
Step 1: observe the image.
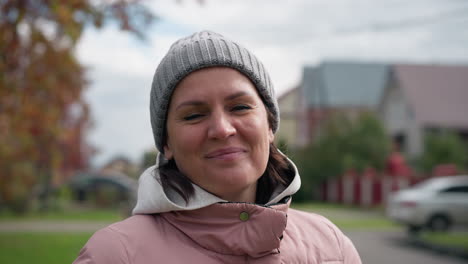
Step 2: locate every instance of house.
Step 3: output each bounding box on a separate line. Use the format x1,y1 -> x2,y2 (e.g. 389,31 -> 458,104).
291,61 -> 389,148
276,86 -> 300,149
379,64 -> 468,157
100,155 -> 138,178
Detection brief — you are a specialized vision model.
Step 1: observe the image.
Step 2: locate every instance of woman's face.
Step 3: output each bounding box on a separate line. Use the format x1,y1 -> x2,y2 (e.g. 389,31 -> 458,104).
164,67 -> 274,202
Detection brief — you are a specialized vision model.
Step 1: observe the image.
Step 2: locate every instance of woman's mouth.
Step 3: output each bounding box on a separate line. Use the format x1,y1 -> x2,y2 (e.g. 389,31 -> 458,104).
205,147 -> 246,160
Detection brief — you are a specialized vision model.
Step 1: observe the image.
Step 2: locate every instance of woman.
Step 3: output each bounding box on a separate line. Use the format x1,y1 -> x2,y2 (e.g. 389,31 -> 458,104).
74,31 -> 361,264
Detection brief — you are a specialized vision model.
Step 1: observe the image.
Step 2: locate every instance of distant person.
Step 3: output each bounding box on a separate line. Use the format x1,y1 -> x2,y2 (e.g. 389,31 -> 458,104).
385,142 -> 412,177
74,31 -> 361,263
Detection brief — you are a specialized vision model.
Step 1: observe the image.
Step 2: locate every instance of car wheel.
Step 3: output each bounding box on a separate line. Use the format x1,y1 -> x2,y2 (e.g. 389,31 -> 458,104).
427,214 -> 451,232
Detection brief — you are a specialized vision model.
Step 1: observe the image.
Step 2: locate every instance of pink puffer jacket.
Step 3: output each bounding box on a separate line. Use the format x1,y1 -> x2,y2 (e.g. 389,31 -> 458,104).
74,157 -> 361,264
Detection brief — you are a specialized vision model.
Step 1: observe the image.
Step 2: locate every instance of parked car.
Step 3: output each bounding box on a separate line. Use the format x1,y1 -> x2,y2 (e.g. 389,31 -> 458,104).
68,172 -> 137,216
386,175 -> 468,234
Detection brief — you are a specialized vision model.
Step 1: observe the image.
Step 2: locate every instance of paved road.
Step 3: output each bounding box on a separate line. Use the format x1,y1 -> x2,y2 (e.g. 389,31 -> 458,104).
346,230 -> 467,264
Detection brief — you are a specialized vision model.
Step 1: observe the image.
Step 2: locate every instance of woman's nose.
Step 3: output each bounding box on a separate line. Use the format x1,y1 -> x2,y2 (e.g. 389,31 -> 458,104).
207,113 -> 236,139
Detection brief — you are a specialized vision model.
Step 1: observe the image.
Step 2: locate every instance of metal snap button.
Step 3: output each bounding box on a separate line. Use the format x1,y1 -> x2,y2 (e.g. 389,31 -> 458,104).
239,211 -> 249,221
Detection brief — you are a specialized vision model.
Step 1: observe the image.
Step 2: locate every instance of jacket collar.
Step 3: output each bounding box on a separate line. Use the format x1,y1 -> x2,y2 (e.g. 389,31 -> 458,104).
160,201 -> 290,257
132,151 -> 300,214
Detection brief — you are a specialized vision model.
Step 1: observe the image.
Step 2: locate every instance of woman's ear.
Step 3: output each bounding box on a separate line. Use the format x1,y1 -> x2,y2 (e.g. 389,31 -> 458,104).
164,144 -> 173,160
268,128 -> 274,144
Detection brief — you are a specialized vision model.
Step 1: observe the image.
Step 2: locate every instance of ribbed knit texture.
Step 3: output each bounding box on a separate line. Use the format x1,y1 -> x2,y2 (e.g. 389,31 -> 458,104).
150,31 -> 279,153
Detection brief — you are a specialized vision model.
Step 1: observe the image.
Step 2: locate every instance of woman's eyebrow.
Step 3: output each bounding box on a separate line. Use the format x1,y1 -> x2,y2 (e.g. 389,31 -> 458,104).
225,91 -> 251,101
175,91 -> 253,110
175,100 -> 204,111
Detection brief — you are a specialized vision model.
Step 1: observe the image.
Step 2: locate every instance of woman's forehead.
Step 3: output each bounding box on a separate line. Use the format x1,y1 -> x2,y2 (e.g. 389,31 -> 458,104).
170,67 -> 260,104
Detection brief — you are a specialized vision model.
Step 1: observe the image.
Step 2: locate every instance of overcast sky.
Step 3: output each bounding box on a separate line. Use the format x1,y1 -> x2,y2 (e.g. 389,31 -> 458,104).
76,0 -> 468,167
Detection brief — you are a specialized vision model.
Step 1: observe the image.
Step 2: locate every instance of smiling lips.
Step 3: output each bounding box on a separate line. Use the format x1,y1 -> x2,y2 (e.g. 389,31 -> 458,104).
205,147 -> 247,160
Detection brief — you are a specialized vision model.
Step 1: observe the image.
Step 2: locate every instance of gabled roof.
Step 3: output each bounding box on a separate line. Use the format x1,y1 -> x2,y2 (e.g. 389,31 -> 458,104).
302,61 -> 389,108
278,85 -> 299,102
394,64 -> 468,129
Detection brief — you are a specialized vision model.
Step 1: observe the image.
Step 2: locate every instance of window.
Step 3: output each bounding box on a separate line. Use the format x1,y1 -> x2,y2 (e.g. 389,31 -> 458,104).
440,185 -> 468,194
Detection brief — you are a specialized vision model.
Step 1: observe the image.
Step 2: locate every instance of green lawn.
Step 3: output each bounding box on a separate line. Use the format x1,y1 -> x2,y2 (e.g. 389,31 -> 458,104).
292,202 -> 364,210
0,209 -> 123,222
421,232 -> 468,250
291,201 -> 386,212
0,207 -> 121,263
292,202 -> 397,230
0,232 -> 92,264
330,219 -> 398,230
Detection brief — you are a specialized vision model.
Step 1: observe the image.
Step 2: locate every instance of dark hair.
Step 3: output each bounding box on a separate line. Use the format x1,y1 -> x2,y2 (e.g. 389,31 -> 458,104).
157,110 -> 294,204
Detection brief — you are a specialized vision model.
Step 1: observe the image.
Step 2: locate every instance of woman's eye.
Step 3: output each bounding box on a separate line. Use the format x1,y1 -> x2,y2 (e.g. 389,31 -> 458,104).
183,113 -> 204,121
232,105 -> 252,111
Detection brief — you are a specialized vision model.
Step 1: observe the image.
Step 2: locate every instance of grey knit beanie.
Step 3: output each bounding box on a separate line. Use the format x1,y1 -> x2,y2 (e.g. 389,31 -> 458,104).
150,30 -> 279,153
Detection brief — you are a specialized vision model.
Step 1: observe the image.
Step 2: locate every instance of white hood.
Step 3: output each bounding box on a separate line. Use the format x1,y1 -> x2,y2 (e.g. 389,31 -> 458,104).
132,153 -> 301,214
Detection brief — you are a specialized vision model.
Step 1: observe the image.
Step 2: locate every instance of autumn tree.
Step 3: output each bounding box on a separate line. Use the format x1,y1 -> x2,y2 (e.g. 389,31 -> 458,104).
0,0 -> 154,213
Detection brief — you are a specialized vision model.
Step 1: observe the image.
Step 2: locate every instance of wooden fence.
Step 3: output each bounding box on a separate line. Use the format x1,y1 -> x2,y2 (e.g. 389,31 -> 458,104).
318,169 -> 424,207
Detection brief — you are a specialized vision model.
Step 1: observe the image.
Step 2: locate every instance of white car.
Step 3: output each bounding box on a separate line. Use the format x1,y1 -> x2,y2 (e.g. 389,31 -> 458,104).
386,175 -> 468,233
